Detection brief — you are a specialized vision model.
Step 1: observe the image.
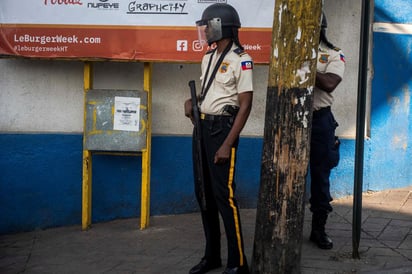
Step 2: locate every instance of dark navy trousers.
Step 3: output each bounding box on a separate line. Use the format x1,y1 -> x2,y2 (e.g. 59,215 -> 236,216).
192,115 -> 247,268
310,107 -> 339,214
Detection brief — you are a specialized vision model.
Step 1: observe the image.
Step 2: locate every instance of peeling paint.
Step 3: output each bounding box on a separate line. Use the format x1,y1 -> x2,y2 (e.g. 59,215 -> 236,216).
278,4 -> 284,34
297,110 -> 310,128
295,27 -> 302,41
273,46 -> 279,58
296,61 -> 311,84
392,134 -> 408,150
388,85 -> 410,115
312,48 -> 317,59
402,84 -> 410,111
299,96 -> 306,106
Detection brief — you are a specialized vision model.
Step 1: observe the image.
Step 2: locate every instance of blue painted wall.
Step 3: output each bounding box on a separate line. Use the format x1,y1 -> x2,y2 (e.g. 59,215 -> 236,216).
0,134 -> 358,234
367,33 -> 412,190
375,0 -> 412,24
0,134 -> 83,233
0,135 -> 263,233
368,0 -> 412,190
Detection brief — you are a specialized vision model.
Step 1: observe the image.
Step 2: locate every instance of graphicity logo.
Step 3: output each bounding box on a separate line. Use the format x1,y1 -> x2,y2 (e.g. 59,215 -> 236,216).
177,40 -> 188,51
128,1 -> 187,14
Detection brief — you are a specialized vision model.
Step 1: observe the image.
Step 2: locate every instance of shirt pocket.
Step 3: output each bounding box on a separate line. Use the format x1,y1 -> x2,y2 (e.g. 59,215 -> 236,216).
215,67 -> 235,86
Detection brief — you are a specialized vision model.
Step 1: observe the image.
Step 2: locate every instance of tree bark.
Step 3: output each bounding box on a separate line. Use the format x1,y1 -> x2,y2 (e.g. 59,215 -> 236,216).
251,1 -> 322,273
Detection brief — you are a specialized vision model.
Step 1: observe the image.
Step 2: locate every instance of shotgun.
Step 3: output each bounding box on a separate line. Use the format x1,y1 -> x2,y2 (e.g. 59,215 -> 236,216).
188,80 -> 207,210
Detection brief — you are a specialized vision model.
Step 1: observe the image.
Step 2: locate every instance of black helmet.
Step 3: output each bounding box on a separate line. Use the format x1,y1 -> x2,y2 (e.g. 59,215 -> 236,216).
196,3 -> 241,44
199,3 -> 241,28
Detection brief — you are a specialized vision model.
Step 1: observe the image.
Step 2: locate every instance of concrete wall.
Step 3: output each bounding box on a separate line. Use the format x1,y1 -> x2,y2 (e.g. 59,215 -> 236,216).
1,0 -> 412,233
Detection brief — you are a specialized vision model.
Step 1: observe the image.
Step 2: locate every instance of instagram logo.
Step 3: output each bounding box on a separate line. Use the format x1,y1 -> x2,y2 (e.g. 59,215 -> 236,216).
192,40 -> 205,52
176,40 -> 188,51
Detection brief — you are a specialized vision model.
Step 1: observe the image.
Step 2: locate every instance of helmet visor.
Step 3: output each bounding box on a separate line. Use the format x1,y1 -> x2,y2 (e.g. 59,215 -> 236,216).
196,24 -> 208,47
196,18 -> 222,45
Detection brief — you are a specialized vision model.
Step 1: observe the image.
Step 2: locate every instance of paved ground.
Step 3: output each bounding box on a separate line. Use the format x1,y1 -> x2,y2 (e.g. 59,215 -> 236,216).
1,186 -> 412,274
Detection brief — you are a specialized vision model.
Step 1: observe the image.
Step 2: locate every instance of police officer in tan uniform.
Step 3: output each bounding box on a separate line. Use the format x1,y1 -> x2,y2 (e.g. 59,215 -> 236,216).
184,3 -> 253,274
310,12 -> 345,250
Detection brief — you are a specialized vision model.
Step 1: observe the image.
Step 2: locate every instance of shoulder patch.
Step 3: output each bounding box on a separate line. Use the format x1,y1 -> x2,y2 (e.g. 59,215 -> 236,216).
339,53 -> 346,63
241,60 -> 253,70
220,62 -> 230,73
319,54 -> 329,63
234,47 -> 246,56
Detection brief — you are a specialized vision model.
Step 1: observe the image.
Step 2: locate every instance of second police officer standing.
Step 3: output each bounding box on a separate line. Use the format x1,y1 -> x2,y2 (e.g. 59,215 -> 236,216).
309,12 -> 345,250
184,3 -> 253,274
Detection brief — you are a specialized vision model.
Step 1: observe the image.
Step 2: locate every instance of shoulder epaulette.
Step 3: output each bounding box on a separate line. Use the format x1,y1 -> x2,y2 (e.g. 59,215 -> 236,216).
332,46 -> 341,52
234,47 -> 246,56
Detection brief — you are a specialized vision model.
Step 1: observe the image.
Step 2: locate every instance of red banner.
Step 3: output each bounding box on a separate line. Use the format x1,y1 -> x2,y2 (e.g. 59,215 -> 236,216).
0,24 -> 272,63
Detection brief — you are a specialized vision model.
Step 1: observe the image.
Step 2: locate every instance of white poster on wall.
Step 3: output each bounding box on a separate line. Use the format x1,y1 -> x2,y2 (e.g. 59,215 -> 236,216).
113,96 -> 140,132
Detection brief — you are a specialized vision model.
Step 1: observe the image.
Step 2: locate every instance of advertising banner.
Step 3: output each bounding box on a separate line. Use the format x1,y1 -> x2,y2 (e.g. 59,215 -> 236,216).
0,0 -> 275,63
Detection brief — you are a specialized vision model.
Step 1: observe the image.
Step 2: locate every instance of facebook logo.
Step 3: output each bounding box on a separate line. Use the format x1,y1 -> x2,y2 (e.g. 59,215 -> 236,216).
177,40 -> 188,51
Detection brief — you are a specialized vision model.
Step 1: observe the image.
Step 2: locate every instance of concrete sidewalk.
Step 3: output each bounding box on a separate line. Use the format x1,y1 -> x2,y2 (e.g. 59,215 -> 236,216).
1,186 -> 412,274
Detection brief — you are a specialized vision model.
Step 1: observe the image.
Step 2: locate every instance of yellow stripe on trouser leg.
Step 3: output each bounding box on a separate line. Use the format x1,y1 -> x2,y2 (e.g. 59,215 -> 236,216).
227,147 -> 244,266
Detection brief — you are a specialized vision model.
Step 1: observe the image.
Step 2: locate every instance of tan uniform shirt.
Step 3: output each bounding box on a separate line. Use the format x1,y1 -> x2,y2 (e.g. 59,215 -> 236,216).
313,41 -> 345,110
199,44 -> 253,115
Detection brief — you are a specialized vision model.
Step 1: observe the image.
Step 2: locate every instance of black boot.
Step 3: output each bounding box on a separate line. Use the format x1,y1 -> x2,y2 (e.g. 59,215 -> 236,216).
222,264 -> 250,274
189,257 -> 222,274
310,212 -> 333,249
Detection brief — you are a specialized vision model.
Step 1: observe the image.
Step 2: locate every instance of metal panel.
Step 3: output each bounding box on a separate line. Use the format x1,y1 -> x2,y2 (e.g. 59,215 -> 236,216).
85,89 -> 147,152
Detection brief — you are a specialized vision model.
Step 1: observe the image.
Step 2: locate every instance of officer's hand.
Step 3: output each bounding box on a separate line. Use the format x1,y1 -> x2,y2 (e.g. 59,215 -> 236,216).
214,144 -> 231,164
184,99 -> 194,124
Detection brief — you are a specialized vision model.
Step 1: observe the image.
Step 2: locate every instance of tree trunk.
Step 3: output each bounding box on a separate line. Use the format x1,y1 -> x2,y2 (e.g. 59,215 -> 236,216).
251,1 -> 322,273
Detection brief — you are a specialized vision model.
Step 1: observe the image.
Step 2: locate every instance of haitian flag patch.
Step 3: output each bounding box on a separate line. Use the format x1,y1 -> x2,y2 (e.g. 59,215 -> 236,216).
241,61 -> 253,70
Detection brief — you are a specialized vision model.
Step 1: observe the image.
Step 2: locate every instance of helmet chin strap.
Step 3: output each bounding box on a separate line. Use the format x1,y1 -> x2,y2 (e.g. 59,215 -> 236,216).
233,31 -> 243,50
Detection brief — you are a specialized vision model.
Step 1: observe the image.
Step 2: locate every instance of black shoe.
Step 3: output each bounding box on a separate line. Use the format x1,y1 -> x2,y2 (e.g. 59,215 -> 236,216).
189,258 -> 222,274
310,230 -> 333,249
222,265 -> 250,274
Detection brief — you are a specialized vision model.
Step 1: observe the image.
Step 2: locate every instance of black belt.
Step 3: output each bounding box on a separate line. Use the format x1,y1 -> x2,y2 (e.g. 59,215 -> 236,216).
313,106 -> 331,118
200,113 -> 232,121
